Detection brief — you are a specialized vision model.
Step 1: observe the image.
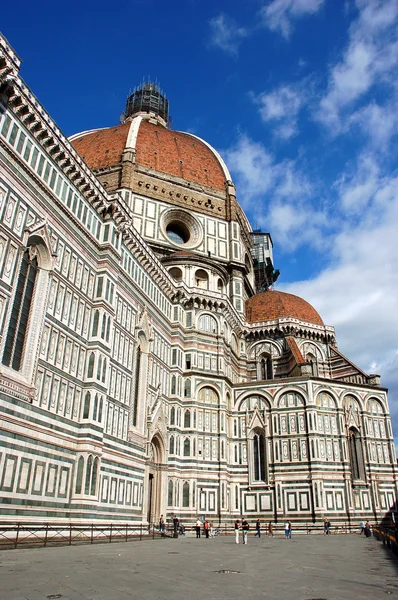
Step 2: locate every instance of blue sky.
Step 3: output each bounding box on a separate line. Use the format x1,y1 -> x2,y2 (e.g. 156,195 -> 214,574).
3,0 -> 398,445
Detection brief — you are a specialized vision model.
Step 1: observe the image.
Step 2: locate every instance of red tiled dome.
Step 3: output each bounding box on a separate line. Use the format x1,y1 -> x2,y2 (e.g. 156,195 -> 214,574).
246,290 -> 324,326
71,122 -> 130,170
71,118 -> 227,191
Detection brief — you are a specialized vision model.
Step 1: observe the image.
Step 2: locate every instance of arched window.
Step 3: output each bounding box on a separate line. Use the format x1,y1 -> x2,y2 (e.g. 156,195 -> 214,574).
171,375 -> 176,395
217,278 -> 223,293
198,314 -> 218,333
260,353 -> 273,380
132,347 -> 141,426
306,353 -> 318,376
252,430 -> 266,481
98,397 -> 103,423
90,457 -> 99,495
93,394 -> 99,420
102,358 -> 107,382
101,313 -> 106,338
92,310 -> 99,336
87,352 -> 95,378
169,267 -> 183,282
75,456 -> 84,494
349,427 -> 365,481
170,407 -> 175,425
184,438 -> 190,456
184,379 -> 191,398
169,435 -> 175,454
168,480 -> 173,506
85,455 -> 93,494
183,482 -> 189,507
97,355 -> 103,380
198,387 -> 219,405
235,485 -> 239,510
184,410 -> 191,428
83,393 -> 91,419
106,316 -> 111,343
2,247 -> 38,370
195,269 -> 208,289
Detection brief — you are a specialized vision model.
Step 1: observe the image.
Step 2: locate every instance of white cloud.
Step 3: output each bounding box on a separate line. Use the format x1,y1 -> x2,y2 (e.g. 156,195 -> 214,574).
349,102 -> 398,148
222,135 -> 327,250
261,0 -> 325,39
280,154 -> 398,435
254,84 -> 305,139
318,0 -> 398,131
208,14 -> 248,55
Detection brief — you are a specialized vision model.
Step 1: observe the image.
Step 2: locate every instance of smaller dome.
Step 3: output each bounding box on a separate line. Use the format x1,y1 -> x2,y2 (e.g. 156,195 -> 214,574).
246,290 -> 324,326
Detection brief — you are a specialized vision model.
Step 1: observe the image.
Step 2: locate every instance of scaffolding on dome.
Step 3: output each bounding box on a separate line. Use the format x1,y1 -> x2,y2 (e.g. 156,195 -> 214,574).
250,230 -> 280,293
124,80 -> 171,126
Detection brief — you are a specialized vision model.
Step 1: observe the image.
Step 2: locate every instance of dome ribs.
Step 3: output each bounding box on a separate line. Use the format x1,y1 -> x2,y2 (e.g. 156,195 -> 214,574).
246,290 -> 324,326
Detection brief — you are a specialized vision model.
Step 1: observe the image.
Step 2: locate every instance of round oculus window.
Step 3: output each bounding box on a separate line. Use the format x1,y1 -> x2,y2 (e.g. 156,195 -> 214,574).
161,209 -> 203,249
166,222 -> 190,245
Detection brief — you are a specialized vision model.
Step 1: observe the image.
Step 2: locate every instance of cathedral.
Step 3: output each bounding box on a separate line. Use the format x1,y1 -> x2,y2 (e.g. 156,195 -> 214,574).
0,34 -> 396,527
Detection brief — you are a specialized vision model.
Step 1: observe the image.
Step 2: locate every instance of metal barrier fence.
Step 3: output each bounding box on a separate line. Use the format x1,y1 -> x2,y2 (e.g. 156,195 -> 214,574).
0,520 -> 363,550
0,522 -> 168,551
208,522 -> 358,535
373,527 -> 398,556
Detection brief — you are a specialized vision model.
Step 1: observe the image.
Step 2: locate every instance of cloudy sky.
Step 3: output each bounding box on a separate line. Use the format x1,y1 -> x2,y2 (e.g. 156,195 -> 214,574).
3,0 -> 398,445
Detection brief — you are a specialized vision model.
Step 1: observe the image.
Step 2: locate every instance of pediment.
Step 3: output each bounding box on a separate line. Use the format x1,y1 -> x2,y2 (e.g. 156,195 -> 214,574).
247,406 -> 265,431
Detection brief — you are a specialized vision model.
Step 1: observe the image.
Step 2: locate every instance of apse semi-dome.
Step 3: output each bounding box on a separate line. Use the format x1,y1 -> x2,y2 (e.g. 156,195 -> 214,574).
246,290 -> 324,326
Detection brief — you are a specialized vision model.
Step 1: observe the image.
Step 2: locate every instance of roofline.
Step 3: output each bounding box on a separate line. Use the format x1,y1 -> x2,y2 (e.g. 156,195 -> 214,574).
68,127 -> 109,142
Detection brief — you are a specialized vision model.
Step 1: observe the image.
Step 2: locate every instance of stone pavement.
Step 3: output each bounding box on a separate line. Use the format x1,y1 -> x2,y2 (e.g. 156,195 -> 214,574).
0,532 -> 397,600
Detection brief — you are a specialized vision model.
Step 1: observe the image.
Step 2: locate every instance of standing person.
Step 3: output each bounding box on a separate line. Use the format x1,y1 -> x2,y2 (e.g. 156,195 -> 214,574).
285,520 -> 292,539
255,519 -> 261,538
268,522 -> 274,537
195,518 -> 201,538
360,520 -> 365,534
364,521 -> 372,538
241,518 -> 250,544
234,519 -> 240,544
209,521 -> 214,538
204,520 -> 210,538
173,515 -> 179,536
159,514 -> 165,534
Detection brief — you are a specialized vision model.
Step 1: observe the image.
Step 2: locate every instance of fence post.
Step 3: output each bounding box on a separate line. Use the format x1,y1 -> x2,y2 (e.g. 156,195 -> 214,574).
69,524 -> 72,546
140,523 -> 142,541
44,523 -> 49,548
126,523 -> 128,542
91,523 -> 94,544
15,523 -> 20,549
152,523 -> 155,539
110,523 -> 113,543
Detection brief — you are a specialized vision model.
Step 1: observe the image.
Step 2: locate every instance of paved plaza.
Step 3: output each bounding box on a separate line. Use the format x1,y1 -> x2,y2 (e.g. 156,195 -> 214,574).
0,532 -> 397,600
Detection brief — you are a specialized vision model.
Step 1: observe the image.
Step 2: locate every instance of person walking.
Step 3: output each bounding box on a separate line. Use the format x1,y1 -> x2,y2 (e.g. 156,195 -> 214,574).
241,518 -> 250,544
195,518 -> 201,538
234,519 -> 240,544
360,520 -> 365,534
209,521 -> 214,538
255,519 -> 261,538
159,514 -> 165,534
364,521 -> 372,538
323,517 -> 331,535
268,522 -> 274,537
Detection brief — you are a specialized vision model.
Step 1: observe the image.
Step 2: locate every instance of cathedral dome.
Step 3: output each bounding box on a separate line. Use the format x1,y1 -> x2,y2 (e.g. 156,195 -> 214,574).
70,117 -> 229,192
246,290 -> 324,326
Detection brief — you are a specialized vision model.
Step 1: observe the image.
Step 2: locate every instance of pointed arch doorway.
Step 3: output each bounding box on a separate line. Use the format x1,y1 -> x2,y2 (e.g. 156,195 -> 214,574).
147,435 -> 166,524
